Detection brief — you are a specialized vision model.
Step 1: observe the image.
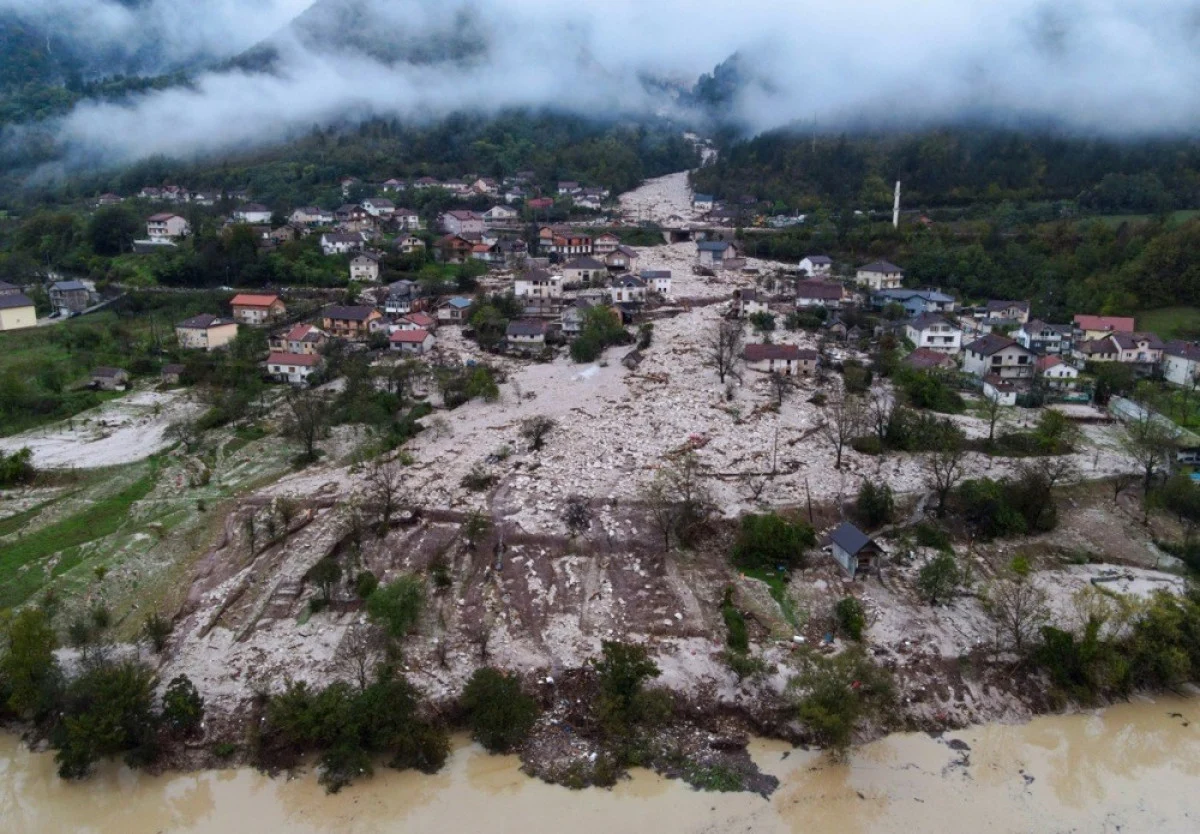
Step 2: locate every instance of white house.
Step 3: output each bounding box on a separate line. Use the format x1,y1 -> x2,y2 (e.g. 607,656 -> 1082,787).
514,269 -> 563,300
267,351 -> 322,385
437,296 -> 473,323
320,232 -> 365,256
593,233 -> 621,255
736,289 -> 769,318
610,275 -> 647,304
350,252 -> 382,282
855,260 -> 904,290
440,210 -> 484,236
234,203 -> 272,224
563,257 -> 607,285
641,270 -> 671,296
507,319 -> 547,348
798,255 -> 833,277
1163,341 -> 1200,387
392,208 -> 422,231
904,313 -> 962,355
795,281 -> 847,309
361,198 -> 396,218
289,206 -> 334,227
982,375 -> 1019,407
697,240 -> 743,270
1110,332 -> 1164,366
1035,355 -> 1080,389
825,521 -> 883,578
146,213 -> 190,242
743,343 -> 819,376
398,235 -> 425,254
693,193 -> 715,212
962,333 -> 1035,379
482,205 -> 519,225
388,328 -> 435,355
605,246 -> 638,273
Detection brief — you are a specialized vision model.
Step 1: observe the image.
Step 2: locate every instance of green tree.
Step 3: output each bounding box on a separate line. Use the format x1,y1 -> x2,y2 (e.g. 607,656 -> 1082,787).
730,512 -> 815,571
366,576 -> 425,639
855,480 -> 894,528
0,607 -> 60,718
916,552 -> 961,605
834,597 -> 867,640
791,648 -> 893,754
53,662 -> 159,779
86,205 -> 141,256
460,668 -> 539,752
162,675 -> 205,736
308,559 -> 343,605
593,641 -> 664,736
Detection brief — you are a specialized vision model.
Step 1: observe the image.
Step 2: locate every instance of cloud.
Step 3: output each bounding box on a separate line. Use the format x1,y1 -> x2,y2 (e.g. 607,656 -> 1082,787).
37,0 -> 1200,167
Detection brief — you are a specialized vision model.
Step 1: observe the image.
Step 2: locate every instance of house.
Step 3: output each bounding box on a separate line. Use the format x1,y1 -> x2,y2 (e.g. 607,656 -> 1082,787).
904,313 -> 962,355
514,269 -> 563,300
693,193 -> 714,211
191,191 -> 217,207
872,288 -> 956,316
335,204 -> 369,224
266,352 -> 323,385
962,334 -> 1035,379
321,305 -> 382,341
0,293 -> 36,331
507,319 -> 547,349
413,177 -> 441,190
444,179 -> 470,197
383,280 -> 419,315
271,323 -> 326,355
902,347 -> 958,372
0,280 -> 21,297
641,270 -> 672,296
503,186 -> 528,204
161,363 -> 185,385
49,280 -> 91,315
1035,355 -> 1080,389
1074,338 -> 1119,364
983,300 -> 1031,324
175,314 -> 239,351
610,275 -> 647,304
798,255 -> 833,277
696,240 -> 744,270
795,281 -> 847,309
264,226 -> 298,249
561,298 -> 598,336
1073,314 -> 1135,341
482,205 -> 519,225
604,246 -> 638,273
382,178 -> 407,192
472,178 -> 500,196
1110,332 -> 1164,367
398,235 -> 426,255
982,375 -> 1020,407
743,343 -> 818,376
289,207 -> 334,227
437,296 -> 474,323
230,293 -> 286,325
361,198 -> 395,218
735,288 -> 769,318
854,261 -> 904,290
320,232 -> 365,256
234,203 -> 272,224
594,233 -> 621,255
389,329 -> 435,355
440,210 -> 484,236
146,213 -> 190,242
825,521 -> 884,578
1163,341 -> 1200,387
557,181 -> 581,196
527,197 -> 554,211
399,312 -> 436,331
435,235 -> 474,264
1016,319 -> 1073,355
549,233 -> 593,257
391,208 -> 422,231
349,252 -> 382,282
340,177 -> 361,197
563,257 -> 607,286
91,367 -> 129,390
97,193 -> 123,206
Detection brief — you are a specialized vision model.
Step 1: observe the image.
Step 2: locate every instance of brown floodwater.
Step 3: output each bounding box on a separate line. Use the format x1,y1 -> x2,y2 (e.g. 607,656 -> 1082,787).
3,696 -> 1199,834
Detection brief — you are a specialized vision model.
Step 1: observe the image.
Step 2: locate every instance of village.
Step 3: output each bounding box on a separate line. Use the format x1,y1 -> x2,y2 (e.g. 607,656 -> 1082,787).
1,165 -> 1200,792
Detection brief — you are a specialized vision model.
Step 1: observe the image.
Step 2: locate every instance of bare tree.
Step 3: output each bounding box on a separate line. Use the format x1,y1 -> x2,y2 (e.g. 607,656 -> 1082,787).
562,495 -> 592,538
462,510 -> 490,550
983,577 -> 1050,652
926,440 -> 967,517
364,459 -> 407,534
642,452 -> 714,550
820,394 -> 865,469
741,472 -> 769,503
979,391 -> 1006,445
1119,413 -> 1179,495
868,390 -> 893,448
706,320 -> 744,384
769,372 -> 794,409
284,388 -> 330,463
334,625 -> 385,690
520,415 -> 557,452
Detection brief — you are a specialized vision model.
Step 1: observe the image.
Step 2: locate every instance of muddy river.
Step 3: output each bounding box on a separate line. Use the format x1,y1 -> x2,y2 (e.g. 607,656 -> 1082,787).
3,697 -> 1198,834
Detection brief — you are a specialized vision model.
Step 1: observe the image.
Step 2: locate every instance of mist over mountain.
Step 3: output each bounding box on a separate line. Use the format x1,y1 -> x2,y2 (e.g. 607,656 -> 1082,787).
6,0 -> 1200,175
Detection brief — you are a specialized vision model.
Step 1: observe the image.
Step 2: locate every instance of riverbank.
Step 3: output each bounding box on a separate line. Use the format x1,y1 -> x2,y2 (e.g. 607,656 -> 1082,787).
5,696 -> 1198,834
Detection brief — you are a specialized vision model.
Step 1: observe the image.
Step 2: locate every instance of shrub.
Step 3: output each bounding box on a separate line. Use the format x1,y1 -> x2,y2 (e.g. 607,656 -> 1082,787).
52,661 -> 159,778
460,668 -> 539,752
355,571 -> 379,599
834,597 -> 867,640
917,552 -> 961,605
914,522 -> 953,551
855,480 -> 894,528
722,650 -> 768,682
0,447 -> 36,487
791,648 -> 894,752
593,641 -> 665,737
730,513 -> 815,571
895,369 -> 964,413
162,675 -> 205,736
461,463 -> 497,491
142,612 -> 172,653
850,435 -> 883,455
720,587 -> 750,653
366,576 -> 425,639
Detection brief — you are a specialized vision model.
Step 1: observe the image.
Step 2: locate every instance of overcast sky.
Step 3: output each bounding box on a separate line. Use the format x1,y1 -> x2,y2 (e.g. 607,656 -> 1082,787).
13,0 -> 1200,164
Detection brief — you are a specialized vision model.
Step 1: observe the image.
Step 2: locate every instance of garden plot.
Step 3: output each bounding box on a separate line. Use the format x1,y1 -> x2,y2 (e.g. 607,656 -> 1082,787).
0,387 -> 199,468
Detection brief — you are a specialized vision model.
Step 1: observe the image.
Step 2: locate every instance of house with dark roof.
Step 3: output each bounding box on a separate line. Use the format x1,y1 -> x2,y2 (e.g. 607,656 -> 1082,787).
735,288 -> 769,318
506,319 -> 547,349
641,270 -> 672,295
49,280 -> 91,315
743,343 -> 818,376
175,314 -> 239,351
271,323 -> 326,355
696,240 -> 744,270
604,245 -> 638,273
904,313 -> 962,355
854,260 -> 903,290
983,300 -> 1030,324
161,363 -> 186,384
0,279 -> 21,297
610,274 -> 647,304
0,293 -> 37,331
824,521 -> 883,578
962,333 -> 1034,379
693,193 -> 714,211
872,288 -> 955,316
320,231 -> 366,256
562,257 -> 607,285
146,213 -> 190,242
1163,341 -> 1200,387
1015,319 -> 1073,355
798,255 -> 833,276
233,203 -> 272,224
361,198 -> 395,218
321,305 -> 382,341
903,347 -> 957,372
91,367 -> 129,391
1110,332 -> 1164,367
440,210 -> 484,236
1072,338 -> 1119,364
795,280 -> 847,309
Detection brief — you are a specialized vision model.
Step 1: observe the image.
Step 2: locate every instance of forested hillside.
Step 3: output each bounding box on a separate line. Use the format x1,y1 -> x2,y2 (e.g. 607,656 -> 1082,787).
693,129 -> 1200,214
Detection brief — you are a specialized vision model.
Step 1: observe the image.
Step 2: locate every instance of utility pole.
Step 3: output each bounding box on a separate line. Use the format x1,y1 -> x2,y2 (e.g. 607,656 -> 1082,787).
892,180 -> 901,229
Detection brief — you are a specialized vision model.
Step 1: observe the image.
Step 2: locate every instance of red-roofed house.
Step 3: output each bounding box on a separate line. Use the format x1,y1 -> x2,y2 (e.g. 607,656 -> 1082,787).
389,328 -> 435,355
267,351 -> 323,384
743,344 -> 819,376
271,323 -> 326,355
399,312 -> 436,331
1034,355 -> 1079,389
230,293 -> 286,325
1073,314 -> 1135,341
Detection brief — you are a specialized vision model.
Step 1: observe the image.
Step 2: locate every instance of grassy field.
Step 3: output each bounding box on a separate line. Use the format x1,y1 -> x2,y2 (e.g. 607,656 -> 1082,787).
1136,307 -> 1200,341
1097,209 -> 1200,228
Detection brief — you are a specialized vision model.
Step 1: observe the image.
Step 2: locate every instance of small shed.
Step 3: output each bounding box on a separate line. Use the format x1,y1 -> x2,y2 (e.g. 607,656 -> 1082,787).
91,366 -> 129,391
825,521 -> 883,578
161,363 -> 186,384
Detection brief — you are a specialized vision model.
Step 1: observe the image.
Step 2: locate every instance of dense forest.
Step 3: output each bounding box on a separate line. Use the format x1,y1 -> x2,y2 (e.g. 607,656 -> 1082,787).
693,129 -> 1200,214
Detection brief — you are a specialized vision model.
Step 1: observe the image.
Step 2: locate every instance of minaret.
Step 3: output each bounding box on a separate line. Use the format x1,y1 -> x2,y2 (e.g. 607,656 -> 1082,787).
893,181 -> 901,229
